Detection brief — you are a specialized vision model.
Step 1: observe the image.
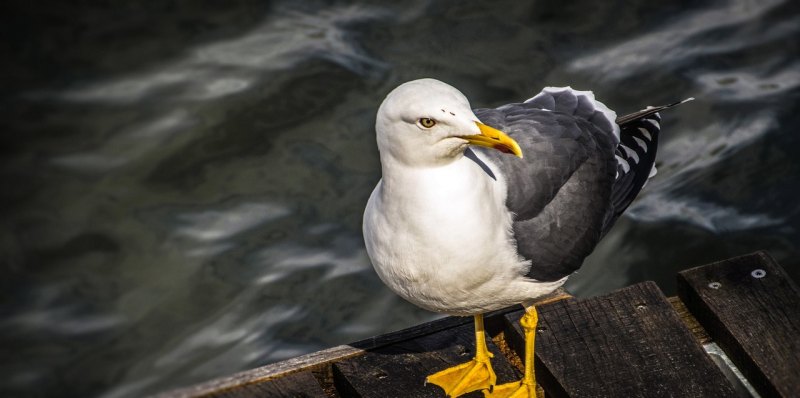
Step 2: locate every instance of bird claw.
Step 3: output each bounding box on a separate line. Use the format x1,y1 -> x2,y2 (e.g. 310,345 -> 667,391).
483,380 -> 543,398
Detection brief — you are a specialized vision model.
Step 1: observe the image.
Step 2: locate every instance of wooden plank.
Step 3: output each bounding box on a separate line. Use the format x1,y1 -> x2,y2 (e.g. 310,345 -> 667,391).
152,316 -> 473,398
155,288 -> 569,398
333,321 -> 521,398
504,282 -> 736,397
203,371 -> 326,398
677,251 -> 800,398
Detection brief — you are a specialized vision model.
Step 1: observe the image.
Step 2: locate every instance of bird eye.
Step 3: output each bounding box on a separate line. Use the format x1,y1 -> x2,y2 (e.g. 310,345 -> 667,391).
419,118 -> 436,128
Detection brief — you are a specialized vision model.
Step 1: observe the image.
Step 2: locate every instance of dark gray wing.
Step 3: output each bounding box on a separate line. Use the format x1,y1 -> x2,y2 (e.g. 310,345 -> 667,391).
473,91 -> 619,282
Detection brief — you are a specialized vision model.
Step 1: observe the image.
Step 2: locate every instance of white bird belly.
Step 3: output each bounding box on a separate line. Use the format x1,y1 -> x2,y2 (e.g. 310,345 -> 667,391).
363,158 -> 562,315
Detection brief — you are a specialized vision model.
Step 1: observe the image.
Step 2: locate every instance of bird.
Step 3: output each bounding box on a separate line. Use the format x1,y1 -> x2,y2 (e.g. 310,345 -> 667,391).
362,78 -> 691,398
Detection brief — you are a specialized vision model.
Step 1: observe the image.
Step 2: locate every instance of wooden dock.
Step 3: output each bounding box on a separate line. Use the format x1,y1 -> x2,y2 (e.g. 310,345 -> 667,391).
155,251 -> 800,397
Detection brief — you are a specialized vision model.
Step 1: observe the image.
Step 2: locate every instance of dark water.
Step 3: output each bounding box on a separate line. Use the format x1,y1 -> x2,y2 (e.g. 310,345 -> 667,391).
2,1 -> 799,397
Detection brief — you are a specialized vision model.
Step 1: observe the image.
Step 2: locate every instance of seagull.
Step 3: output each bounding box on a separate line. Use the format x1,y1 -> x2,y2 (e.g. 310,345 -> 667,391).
363,78 -> 691,398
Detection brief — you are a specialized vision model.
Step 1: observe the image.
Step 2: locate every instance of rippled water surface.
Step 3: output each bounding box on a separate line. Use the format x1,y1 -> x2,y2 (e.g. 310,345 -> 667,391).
2,1 -> 799,397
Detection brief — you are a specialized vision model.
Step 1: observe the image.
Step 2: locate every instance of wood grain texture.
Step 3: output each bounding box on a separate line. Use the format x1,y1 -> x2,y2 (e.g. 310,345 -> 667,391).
677,251 -> 800,398
333,321 -> 520,398
152,316 -> 474,398
203,371 -> 326,398
154,289 -> 571,398
504,282 -> 736,397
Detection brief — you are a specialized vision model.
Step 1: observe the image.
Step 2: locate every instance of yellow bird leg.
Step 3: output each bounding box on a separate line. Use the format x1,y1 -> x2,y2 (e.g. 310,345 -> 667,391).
484,306 -> 544,398
427,314 -> 497,397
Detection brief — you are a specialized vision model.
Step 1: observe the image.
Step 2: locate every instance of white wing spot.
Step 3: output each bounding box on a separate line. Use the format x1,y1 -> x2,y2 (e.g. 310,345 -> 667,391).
633,136 -> 648,151
616,155 -> 630,173
638,127 -> 652,140
644,119 -> 660,130
621,145 -> 639,164
630,151 -> 640,164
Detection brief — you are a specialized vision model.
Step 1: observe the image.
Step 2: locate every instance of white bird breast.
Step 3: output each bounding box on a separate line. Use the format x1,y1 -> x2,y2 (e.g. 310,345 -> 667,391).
363,153 -> 556,315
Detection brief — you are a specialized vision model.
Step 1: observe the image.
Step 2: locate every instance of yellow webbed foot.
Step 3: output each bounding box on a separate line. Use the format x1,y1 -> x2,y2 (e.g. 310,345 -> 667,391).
485,306 -> 543,398
427,355 -> 497,397
484,381 -> 543,398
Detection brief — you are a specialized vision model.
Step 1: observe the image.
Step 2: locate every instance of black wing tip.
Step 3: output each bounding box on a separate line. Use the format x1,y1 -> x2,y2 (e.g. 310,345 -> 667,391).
665,97 -> 695,108
616,96 -> 694,126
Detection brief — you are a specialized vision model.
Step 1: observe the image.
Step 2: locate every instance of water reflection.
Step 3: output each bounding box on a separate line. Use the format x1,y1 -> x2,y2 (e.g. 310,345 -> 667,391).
52,110 -> 191,172
176,202 -> 291,242
39,5 -> 385,104
568,0 -> 786,81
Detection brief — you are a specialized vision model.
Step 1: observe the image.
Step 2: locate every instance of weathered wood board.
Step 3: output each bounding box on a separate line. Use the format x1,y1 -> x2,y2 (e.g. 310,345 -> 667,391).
678,251 -> 800,398
333,321 -> 520,398
152,314 -> 479,398
203,371 -> 326,398
153,253 -> 800,398
504,281 -> 737,397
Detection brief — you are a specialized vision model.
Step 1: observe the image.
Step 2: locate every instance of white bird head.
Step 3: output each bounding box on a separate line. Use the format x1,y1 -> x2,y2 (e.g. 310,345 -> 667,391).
375,79 -> 522,167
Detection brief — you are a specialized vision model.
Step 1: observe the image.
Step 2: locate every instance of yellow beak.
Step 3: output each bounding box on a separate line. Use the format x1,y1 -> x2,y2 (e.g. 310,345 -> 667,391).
462,122 -> 523,158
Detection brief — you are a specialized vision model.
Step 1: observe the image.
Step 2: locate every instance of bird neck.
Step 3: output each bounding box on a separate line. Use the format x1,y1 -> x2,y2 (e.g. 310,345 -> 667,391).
376,154 -> 501,226
380,155 -> 471,195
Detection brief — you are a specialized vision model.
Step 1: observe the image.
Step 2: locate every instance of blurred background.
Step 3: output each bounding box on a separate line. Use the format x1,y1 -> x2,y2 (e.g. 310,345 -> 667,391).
1,0 -> 798,397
